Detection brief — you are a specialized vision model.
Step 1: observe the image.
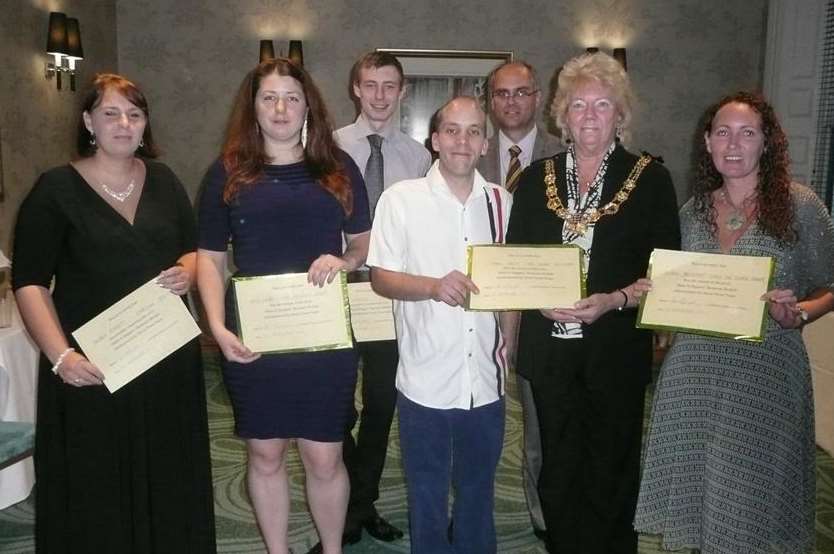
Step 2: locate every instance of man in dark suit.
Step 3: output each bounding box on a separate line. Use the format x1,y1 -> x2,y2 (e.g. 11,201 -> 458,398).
478,61 -> 560,191
477,60 -> 559,541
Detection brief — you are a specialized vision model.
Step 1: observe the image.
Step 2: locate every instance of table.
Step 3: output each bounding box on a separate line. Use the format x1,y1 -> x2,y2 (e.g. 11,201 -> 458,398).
0,297 -> 39,509
805,312 -> 834,456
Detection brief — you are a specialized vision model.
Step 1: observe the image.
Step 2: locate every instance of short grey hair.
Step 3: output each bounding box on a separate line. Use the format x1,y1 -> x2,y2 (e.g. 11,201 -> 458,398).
551,52 -> 634,145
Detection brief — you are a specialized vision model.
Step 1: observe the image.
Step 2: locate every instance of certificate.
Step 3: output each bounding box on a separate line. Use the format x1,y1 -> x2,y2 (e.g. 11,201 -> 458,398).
347,282 -> 396,342
636,249 -> 774,341
465,244 -> 585,311
232,272 -> 352,354
72,278 -> 201,393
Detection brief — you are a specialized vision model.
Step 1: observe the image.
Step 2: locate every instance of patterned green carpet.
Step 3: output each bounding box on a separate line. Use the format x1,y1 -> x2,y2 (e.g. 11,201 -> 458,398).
2,347 -> 834,553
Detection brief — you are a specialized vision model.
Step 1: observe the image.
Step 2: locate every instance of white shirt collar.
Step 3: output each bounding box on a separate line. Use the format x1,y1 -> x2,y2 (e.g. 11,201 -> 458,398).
426,160 -> 489,206
354,113 -> 397,140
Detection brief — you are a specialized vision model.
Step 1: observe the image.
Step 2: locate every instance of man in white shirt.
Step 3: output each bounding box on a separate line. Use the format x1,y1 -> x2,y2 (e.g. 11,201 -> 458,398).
477,60 -> 560,541
329,51 -> 431,549
368,97 -> 513,553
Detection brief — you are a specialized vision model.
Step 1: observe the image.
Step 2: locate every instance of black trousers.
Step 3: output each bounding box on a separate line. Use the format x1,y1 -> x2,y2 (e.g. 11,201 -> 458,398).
533,338 -> 646,554
342,339 -> 399,521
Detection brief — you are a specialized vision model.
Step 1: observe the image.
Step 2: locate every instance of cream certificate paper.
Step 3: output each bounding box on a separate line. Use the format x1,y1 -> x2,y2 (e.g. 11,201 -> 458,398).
72,278 -> 201,393
465,244 -> 585,311
347,282 -> 396,342
232,272 -> 352,354
637,249 -> 774,341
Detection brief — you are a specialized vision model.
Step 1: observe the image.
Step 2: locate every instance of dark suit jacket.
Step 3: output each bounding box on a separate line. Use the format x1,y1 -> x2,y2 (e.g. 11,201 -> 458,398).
506,144 -> 681,385
478,127 -> 561,186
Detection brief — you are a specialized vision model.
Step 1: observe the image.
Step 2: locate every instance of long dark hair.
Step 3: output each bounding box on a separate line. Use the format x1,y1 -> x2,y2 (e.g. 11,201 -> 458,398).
76,73 -> 159,158
693,91 -> 794,243
221,58 -> 352,214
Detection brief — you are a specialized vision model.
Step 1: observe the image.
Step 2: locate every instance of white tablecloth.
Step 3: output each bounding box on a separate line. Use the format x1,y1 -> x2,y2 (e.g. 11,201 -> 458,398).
805,312 -> 834,456
0,298 -> 39,509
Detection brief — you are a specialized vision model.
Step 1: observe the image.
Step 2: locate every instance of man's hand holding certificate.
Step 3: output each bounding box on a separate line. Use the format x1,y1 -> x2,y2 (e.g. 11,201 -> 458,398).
233,272 -> 353,354
637,249 -> 774,341
72,278 -> 201,393
465,244 -> 584,311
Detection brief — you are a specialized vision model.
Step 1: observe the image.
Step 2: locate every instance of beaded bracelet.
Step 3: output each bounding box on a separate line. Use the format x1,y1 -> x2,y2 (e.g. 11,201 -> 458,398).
616,289 -> 629,311
51,347 -> 75,375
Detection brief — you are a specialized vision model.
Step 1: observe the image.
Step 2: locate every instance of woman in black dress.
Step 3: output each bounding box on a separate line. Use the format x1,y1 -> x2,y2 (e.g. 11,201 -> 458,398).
197,59 -> 370,553
12,74 -> 215,552
506,52 -> 680,554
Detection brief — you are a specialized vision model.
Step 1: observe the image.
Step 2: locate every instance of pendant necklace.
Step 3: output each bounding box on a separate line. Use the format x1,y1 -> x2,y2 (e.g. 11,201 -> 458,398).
719,187 -> 755,231
100,160 -> 136,203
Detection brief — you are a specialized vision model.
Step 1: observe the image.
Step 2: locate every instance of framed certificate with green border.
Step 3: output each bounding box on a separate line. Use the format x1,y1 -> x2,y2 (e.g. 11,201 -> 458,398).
347,282 -> 396,342
232,272 -> 353,354
465,244 -> 585,311
636,249 -> 774,342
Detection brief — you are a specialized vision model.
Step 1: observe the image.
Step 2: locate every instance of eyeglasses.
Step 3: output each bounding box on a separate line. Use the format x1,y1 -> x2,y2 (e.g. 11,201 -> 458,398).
492,88 -> 539,100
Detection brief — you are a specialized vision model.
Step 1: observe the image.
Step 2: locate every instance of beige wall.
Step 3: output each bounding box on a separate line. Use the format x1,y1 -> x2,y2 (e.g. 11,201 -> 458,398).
0,0 -> 118,253
115,0 -> 767,205
1,0 -> 767,253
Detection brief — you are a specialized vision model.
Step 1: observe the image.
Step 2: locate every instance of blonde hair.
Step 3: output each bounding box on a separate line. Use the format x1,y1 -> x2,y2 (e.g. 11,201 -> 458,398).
551,52 -> 634,145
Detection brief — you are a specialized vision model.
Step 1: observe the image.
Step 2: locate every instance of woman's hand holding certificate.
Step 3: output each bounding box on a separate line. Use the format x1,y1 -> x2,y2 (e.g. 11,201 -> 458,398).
637,249 -> 774,341
465,245 -> 584,311
72,277 -> 201,392
233,272 -> 353,354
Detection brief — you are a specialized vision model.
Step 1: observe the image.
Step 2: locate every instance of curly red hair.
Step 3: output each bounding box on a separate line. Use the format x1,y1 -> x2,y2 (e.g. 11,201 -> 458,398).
221,58 -> 352,214
693,91 -> 794,243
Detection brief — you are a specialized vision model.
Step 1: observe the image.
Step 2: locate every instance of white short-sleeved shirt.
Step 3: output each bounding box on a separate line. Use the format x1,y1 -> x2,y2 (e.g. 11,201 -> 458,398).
367,162 -> 513,410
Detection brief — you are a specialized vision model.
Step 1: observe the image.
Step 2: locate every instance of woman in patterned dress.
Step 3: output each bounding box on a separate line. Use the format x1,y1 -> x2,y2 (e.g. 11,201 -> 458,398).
634,91 -> 834,553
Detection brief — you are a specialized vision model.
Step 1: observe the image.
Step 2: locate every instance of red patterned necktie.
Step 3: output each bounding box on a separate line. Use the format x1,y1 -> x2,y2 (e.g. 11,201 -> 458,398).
505,144 -> 522,193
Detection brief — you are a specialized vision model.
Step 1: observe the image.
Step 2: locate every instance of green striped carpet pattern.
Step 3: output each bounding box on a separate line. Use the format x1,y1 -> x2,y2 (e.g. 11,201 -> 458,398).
2,348 -> 833,553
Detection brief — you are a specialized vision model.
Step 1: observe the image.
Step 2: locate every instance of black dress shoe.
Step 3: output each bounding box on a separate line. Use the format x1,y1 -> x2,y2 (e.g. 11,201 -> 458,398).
361,515 -> 403,542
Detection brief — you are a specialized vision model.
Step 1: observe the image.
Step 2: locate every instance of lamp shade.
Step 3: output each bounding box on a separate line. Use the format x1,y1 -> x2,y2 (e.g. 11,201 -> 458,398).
66,18 -> 83,60
46,12 -> 68,55
259,40 -> 275,63
612,48 -> 627,71
288,40 -> 303,67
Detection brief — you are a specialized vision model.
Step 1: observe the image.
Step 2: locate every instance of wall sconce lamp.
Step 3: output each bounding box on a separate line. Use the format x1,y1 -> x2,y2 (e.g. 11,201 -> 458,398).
45,12 -> 84,91
45,12 -> 68,90
288,40 -> 303,67
612,48 -> 627,71
584,46 -> 627,71
258,40 -> 304,67
259,40 -> 275,63
65,18 -> 84,91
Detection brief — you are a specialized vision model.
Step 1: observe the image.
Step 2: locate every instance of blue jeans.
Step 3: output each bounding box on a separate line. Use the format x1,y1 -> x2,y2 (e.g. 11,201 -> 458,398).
397,393 -> 505,554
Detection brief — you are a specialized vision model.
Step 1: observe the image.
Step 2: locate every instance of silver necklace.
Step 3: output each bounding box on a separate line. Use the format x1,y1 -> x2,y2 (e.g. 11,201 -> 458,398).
100,161 -> 136,202
719,187 -> 755,231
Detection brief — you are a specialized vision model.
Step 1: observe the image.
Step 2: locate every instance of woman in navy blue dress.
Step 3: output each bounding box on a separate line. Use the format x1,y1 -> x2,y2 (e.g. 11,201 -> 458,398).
197,58 -> 370,554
